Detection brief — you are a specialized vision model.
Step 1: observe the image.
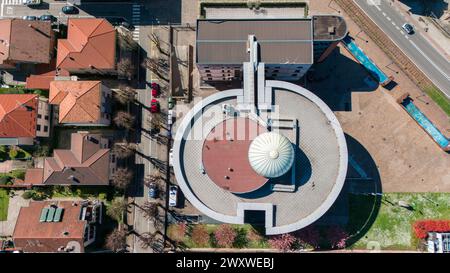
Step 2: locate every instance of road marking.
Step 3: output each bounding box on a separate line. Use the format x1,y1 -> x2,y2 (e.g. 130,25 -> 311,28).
382,12 -> 386,16
131,4 -> 141,41
392,21 -> 396,26
409,40 -> 450,81
386,16 -> 391,21
395,26 -> 400,30
368,0 -> 382,11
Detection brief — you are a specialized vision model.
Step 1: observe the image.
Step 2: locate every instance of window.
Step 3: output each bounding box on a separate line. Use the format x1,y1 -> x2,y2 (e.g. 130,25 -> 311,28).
44,115 -> 49,120
205,70 -> 210,73
44,126 -> 48,132
37,124 -> 41,131
294,70 -> 300,73
37,114 -> 42,119
292,74 -> 298,77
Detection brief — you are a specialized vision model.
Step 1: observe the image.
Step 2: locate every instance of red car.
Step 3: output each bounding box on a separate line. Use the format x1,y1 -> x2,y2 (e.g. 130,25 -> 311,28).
151,82 -> 160,97
151,88 -> 159,97
150,99 -> 160,113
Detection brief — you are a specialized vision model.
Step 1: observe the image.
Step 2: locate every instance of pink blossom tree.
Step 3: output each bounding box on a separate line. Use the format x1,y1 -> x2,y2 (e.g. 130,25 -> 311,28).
214,224 -> 237,248
268,233 -> 296,252
326,225 -> 349,249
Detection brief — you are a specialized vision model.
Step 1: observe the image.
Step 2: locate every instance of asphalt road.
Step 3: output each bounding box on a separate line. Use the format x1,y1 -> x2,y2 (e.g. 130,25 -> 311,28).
356,0 -> 450,98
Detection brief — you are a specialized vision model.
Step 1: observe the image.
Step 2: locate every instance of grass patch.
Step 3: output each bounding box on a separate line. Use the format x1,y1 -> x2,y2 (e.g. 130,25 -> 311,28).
349,193 -> 450,250
0,86 -> 48,98
423,85 -> 450,117
0,189 -> 9,221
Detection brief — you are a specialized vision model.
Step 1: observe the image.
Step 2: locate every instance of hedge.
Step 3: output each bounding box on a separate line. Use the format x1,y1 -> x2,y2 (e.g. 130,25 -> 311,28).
413,220 -> 450,239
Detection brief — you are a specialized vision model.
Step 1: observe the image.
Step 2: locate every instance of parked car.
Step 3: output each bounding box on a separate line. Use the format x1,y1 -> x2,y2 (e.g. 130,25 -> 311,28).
151,82 -> 160,97
23,15 -> 37,21
39,14 -> 56,22
62,5 -> 79,14
150,99 -> 160,113
151,88 -> 159,98
148,183 -> 158,199
402,23 -> 414,34
169,185 -> 178,207
168,96 -> 174,110
169,148 -> 174,166
167,110 -> 174,126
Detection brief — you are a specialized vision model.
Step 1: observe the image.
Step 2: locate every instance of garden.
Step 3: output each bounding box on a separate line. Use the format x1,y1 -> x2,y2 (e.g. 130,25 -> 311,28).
0,170 -> 26,186
348,193 -> 450,250
0,146 -> 32,162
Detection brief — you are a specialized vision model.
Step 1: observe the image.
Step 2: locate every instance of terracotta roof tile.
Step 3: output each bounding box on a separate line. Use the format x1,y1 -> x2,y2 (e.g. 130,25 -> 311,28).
0,94 -> 37,138
56,18 -> 116,71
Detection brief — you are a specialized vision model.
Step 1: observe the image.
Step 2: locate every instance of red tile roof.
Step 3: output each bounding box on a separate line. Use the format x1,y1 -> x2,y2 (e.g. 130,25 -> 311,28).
56,18 -> 116,71
0,19 -> 53,64
13,201 -> 86,253
49,80 -> 103,124
0,94 -> 37,138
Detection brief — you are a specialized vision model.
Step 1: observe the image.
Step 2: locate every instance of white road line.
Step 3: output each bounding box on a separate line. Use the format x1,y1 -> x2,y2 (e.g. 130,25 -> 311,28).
395,26 -> 400,30
400,30 -> 405,35
409,40 -> 450,81
368,0 -> 382,11
386,16 -> 391,21
382,12 -> 386,16
392,21 -> 396,26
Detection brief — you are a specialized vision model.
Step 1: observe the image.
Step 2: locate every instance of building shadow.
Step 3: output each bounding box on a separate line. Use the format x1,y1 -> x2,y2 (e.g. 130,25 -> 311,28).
299,133 -> 382,249
303,46 -> 381,111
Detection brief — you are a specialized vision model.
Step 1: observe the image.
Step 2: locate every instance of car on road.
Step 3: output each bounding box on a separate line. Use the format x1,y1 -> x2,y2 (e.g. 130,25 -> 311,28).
169,185 -> 178,207
62,5 -> 79,14
148,183 -> 158,199
169,148 -> 174,166
150,99 -> 160,113
39,15 -> 56,22
168,96 -> 174,110
23,15 -> 38,21
168,110 -> 174,126
151,82 -> 160,97
402,23 -> 414,34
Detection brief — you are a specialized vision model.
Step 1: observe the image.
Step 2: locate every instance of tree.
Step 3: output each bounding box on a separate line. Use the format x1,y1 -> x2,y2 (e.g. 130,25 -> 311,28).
113,111 -> 135,129
117,59 -> 135,80
111,168 -> 133,190
295,225 -> 320,249
149,33 -> 168,56
118,31 -> 138,51
9,146 -> 18,159
268,233 -> 296,252
141,201 -> 160,225
107,197 -> 128,223
113,142 -> 137,159
139,232 -> 158,249
413,220 -> 450,239
325,225 -> 349,249
169,223 -> 187,243
214,224 -> 237,248
191,225 -> 210,247
105,228 -> 128,252
141,57 -> 169,82
114,85 -> 136,105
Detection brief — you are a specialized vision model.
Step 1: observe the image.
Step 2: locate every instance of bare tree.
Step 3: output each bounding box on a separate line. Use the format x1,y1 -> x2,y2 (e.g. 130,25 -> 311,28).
117,59 -> 135,80
141,57 -> 169,82
114,85 -> 136,105
105,228 -> 128,252
141,201 -> 162,228
111,168 -> 133,190
107,197 -> 129,223
113,142 -> 137,159
149,33 -> 168,56
118,31 -> 138,51
138,232 -> 158,249
114,111 -> 135,129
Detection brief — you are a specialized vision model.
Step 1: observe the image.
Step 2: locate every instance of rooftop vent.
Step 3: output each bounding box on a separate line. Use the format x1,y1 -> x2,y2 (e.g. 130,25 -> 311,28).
62,231 -> 70,236
328,26 -> 336,35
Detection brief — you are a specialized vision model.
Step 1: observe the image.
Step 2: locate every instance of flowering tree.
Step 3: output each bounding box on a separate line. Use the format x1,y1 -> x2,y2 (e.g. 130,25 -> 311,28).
325,225 -> 349,249
214,224 -> 237,248
296,225 -> 321,249
413,220 -> 450,239
268,233 -> 296,252
191,225 -> 210,247
170,223 -> 187,242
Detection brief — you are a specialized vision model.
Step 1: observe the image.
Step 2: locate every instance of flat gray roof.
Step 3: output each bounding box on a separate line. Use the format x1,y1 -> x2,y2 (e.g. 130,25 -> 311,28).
313,15 -> 348,41
196,19 -> 313,64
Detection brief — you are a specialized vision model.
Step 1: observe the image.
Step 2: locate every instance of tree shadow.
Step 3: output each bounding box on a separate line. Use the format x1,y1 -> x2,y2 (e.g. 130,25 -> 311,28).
399,0 -> 448,18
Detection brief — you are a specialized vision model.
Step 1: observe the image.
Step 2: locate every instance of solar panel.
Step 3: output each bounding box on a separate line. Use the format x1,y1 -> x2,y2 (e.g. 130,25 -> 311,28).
39,208 -> 49,222
46,207 -> 56,222
53,208 -> 64,222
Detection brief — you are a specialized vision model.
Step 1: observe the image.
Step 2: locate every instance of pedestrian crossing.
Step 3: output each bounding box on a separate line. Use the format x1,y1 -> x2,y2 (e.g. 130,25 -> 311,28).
132,3 -> 140,42
2,0 -> 23,5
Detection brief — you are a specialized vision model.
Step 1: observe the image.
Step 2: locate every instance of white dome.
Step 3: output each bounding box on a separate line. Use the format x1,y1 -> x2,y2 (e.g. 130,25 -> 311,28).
248,132 -> 294,178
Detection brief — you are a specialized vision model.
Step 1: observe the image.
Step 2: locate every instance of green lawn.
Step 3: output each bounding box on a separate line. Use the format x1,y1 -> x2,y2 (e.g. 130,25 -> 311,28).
349,193 -> 450,250
424,85 -> 450,117
0,189 -> 9,221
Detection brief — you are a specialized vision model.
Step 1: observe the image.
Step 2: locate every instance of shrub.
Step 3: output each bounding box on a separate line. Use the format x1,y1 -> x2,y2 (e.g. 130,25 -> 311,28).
0,175 -> 11,185
22,190 -> 34,200
214,224 -> 237,248
170,223 -> 187,243
9,170 -> 25,180
191,225 -> 210,247
413,220 -> 450,239
268,233 -> 296,252
8,146 -> 18,159
295,225 -> 321,249
325,225 -> 349,249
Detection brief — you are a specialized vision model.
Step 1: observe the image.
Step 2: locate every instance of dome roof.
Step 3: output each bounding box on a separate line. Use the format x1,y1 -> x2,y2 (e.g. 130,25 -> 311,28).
248,132 -> 294,178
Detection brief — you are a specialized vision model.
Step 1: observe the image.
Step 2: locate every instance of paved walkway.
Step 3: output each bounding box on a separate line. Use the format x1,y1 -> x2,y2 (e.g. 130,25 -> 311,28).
0,190 -> 29,237
0,161 -> 29,173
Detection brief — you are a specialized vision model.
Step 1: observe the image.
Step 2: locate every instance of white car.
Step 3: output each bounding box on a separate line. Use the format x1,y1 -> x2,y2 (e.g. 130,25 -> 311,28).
169,185 -> 178,207
402,23 -> 414,34
169,148 -> 174,166
168,110 -> 174,126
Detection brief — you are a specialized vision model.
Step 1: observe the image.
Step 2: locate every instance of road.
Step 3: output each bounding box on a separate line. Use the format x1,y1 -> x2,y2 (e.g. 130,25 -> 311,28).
356,0 -> 450,98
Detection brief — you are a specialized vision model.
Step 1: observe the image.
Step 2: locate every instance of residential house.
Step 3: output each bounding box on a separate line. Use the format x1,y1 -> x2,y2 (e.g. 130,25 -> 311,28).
56,18 -> 116,74
13,200 -> 102,253
49,80 -> 112,126
0,19 -> 54,69
0,94 -> 50,145
24,132 -> 116,186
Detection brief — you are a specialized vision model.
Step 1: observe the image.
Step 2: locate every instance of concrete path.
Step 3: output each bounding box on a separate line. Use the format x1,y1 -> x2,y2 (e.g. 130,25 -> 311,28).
0,190 -> 29,237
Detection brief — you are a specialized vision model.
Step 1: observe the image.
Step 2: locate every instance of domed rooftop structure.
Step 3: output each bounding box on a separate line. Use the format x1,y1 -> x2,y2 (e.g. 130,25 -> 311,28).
248,132 -> 295,178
